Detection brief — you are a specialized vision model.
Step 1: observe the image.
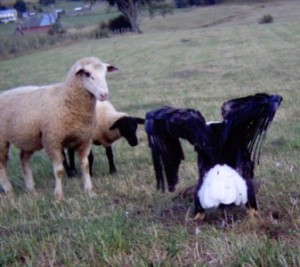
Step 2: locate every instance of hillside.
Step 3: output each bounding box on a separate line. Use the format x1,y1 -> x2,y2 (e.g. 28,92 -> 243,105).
142,0 -> 300,32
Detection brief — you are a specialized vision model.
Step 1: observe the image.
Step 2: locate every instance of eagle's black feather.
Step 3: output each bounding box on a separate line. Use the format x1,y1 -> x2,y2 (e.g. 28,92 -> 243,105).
145,93 -> 282,216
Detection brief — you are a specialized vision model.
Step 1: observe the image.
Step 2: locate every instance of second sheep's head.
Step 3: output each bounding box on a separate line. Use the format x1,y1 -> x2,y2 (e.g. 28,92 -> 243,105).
110,116 -> 145,146
72,57 -> 118,101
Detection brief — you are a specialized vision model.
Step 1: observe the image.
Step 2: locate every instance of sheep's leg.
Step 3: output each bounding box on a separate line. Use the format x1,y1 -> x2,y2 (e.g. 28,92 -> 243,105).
20,150 -> 36,195
88,150 -> 94,177
77,143 -> 96,197
0,165 -> 12,194
62,149 -> 72,178
105,147 -> 117,174
53,160 -> 65,201
62,148 -> 78,178
48,150 -> 65,201
0,141 -> 12,194
67,148 -> 79,177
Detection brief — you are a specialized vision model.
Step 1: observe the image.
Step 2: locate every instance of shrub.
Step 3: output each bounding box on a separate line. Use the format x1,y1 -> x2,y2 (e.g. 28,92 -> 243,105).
108,15 -> 132,34
259,14 -> 273,24
174,0 -> 189,8
48,19 -> 65,36
93,22 -> 110,39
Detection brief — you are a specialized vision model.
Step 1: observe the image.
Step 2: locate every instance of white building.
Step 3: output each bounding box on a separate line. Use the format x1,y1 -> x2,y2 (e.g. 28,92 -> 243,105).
0,9 -> 17,24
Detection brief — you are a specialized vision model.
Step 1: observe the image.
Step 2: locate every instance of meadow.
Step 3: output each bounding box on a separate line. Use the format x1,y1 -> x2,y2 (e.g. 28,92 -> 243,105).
0,1 -> 300,266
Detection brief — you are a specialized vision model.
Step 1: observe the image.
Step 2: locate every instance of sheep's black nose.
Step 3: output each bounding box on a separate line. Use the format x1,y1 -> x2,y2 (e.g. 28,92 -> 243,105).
129,138 -> 138,146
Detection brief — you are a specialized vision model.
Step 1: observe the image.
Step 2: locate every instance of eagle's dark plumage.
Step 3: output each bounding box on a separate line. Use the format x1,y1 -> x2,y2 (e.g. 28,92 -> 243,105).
145,106 -> 208,192
145,93 -> 282,219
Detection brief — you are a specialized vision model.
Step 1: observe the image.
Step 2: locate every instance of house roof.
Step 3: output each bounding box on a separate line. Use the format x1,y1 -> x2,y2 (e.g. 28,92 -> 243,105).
0,9 -> 17,15
20,12 -> 57,29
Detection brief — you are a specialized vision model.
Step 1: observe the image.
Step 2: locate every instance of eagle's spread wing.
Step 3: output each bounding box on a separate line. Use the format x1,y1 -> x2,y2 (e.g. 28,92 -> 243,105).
145,106 -> 207,192
145,94 -> 283,197
221,93 -> 283,165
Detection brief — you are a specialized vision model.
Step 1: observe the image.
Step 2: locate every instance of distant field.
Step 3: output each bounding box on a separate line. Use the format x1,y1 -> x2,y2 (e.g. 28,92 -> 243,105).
0,1 -> 119,36
0,1 -> 300,266
1,0 -> 38,4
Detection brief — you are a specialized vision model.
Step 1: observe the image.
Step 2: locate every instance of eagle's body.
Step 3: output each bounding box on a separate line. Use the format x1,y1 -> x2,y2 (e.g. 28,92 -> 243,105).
145,93 -> 282,218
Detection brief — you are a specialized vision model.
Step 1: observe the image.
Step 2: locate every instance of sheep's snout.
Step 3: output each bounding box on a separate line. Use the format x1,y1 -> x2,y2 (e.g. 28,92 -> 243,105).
99,92 -> 109,101
128,137 -> 138,147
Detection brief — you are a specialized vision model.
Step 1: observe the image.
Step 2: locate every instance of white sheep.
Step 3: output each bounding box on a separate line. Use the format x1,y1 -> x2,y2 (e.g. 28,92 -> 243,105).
0,57 -> 117,200
64,100 -> 145,176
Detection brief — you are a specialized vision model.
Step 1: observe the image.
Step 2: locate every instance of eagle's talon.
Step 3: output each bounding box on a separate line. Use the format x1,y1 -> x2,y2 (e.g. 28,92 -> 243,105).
248,208 -> 259,218
193,212 -> 205,221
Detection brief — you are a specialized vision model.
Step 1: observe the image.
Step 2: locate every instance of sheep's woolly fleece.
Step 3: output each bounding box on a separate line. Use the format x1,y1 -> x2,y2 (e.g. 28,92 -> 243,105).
0,57 -> 115,200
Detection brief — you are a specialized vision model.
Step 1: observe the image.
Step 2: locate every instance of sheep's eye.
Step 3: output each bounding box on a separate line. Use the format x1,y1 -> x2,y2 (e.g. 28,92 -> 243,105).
84,71 -> 91,78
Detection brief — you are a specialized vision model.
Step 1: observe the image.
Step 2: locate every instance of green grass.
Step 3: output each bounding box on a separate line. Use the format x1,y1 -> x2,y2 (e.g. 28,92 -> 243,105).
1,1 -> 300,266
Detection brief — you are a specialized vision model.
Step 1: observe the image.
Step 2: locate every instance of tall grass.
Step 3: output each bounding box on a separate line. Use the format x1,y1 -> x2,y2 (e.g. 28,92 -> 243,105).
0,1 -> 300,266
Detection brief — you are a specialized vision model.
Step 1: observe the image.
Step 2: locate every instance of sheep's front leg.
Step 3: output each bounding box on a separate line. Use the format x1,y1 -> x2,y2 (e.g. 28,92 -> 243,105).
0,142 -> 13,194
48,149 -> 65,201
0,163 -> 12,194
52,159 -> 65,201
20,150 -> 36,195
77,143 -> 96,197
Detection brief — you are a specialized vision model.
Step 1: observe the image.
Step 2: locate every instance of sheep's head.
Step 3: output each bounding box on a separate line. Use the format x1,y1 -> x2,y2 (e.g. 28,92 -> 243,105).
72,57 -> 118,101
110,116 -> 145,146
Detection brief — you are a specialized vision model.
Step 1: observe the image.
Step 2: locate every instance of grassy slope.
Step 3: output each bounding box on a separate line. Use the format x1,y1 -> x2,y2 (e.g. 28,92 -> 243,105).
0,1 -> 300,266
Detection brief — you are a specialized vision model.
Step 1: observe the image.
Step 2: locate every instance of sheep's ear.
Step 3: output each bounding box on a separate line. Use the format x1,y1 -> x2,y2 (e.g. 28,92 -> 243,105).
135,117 -> 145,125
107,65 -> 118,73
109,120 -> 119,131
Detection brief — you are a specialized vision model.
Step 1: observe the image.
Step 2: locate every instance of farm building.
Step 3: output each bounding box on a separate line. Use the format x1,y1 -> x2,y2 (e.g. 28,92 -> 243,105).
0,9 -> 17,23
19,12 -> 57,33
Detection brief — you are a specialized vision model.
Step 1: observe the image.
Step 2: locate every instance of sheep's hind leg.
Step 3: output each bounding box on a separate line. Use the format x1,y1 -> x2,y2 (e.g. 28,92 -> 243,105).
78,143 -> 96,197
20,150 -> 36,195
105,147 -> 116,175
0,142 -> 13,194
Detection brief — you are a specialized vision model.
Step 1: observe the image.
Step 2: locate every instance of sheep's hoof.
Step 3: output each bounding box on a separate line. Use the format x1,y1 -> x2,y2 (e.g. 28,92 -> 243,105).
1,183 -> 13,194
248,208 -> 259,219
86,190 -> 97,198
27,188 -> 37,196
193,212 -> 205,221
54,191 -> 64,202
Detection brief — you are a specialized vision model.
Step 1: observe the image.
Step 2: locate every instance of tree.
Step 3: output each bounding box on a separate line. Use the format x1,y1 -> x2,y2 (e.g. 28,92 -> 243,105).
105,0 -> 172,34
39,0 -> 55,6
13,0 -> 27,16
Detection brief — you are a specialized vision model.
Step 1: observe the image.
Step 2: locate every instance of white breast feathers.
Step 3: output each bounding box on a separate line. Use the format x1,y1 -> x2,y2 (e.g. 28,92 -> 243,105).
197,164 -> 248,209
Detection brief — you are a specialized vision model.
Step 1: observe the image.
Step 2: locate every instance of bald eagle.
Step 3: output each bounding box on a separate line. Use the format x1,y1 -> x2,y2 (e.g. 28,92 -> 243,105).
145,93 -> 282,219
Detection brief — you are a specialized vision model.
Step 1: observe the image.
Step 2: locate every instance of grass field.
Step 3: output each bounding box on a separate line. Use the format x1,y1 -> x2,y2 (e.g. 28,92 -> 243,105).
0,1 -> 300,266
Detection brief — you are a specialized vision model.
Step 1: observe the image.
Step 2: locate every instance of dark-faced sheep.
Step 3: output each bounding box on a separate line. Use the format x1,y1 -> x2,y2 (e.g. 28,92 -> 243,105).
63,100 -> 145,177
0,57 -> 117,200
